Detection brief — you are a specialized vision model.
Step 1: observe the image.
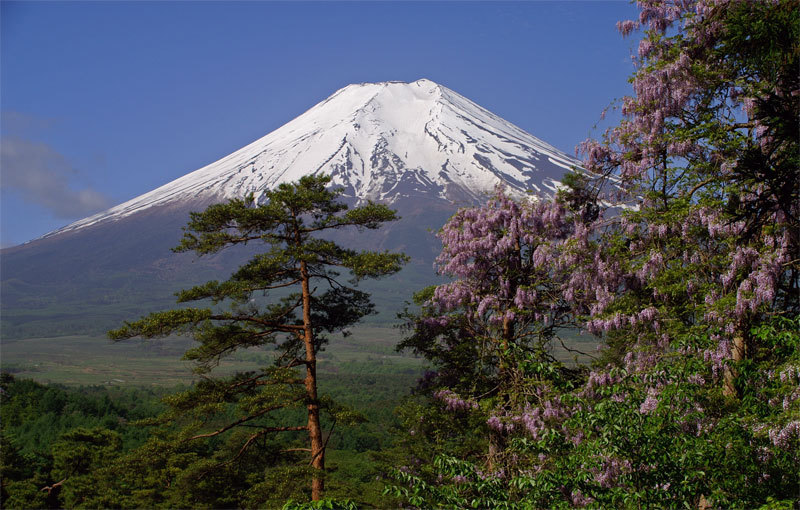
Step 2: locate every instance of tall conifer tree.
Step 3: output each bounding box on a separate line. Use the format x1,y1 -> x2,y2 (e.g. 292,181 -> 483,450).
109,174 -> 407,501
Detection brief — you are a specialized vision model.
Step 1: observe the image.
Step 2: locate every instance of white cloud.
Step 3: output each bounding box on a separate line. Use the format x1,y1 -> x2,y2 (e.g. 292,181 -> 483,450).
0,137 -> 112,218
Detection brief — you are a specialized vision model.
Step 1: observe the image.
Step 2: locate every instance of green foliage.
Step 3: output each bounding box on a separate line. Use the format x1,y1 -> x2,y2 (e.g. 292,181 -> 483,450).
2,321 -> 424,508
0,374 -> 171,509
108,174 -> 407,502
388,316 -> 800,507
282,497 -> 359,510
0,375 -> 163,455
108,308 -> 213,340
385,455 -> 522,509
388,3 -> 799,506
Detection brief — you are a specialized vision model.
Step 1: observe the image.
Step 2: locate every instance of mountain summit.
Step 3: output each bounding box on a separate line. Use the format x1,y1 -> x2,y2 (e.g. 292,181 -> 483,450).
47,79 -> 578,238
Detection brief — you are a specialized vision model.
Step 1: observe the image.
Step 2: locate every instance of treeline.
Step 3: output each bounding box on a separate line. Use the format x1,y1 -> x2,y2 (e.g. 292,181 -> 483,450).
1,376 -> 164,454
0,371 -> 418,508
0,375 -> 165,508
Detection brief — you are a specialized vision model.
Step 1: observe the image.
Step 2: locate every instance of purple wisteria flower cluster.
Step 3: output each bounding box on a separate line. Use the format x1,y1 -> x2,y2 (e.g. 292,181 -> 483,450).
433,389 -> 478,412
430,190 -> 577,329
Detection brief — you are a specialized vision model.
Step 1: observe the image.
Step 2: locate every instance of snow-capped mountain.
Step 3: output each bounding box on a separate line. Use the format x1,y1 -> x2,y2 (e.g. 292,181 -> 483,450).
46,79 -> 578,238
3,79 -> 582,339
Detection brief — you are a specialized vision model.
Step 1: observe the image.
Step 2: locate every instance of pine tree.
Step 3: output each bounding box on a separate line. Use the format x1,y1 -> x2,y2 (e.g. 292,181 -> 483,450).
109,174 -> 407,501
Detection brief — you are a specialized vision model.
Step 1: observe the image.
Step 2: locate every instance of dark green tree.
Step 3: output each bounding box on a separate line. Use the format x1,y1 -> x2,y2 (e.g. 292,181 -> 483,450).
50,427 -> 123,508
109,174 -> 407,501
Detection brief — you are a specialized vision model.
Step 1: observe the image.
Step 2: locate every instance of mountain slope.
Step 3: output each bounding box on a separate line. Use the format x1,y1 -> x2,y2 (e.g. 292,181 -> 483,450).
2,79 -> 581,339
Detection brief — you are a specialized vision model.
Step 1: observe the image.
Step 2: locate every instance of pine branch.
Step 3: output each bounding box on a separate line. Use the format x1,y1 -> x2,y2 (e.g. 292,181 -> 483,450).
309,418 -> 337,466
41,479 -> 66,495
209,314 -> 304,332
186,399 -> 307,442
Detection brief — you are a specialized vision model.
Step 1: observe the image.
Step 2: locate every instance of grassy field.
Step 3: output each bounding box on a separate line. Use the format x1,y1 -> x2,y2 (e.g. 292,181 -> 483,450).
0,326 -> 424,387
2,334 -> 211,386
1,323 -> 600,388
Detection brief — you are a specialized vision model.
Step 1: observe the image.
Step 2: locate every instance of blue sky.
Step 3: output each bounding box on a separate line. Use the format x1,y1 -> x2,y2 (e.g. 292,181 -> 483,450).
0,1 -> 639,247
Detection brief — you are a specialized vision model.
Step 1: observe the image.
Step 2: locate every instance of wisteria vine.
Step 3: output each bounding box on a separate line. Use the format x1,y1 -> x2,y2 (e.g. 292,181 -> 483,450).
390,0 -> 799,507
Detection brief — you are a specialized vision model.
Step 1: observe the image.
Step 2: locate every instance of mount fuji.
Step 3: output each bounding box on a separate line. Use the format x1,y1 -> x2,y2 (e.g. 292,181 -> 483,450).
2,79 -> 581,338
45,79 -> 576,237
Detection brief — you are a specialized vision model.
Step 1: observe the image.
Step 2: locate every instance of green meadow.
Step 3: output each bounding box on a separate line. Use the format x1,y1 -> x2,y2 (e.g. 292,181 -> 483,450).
1,325 -> 598,388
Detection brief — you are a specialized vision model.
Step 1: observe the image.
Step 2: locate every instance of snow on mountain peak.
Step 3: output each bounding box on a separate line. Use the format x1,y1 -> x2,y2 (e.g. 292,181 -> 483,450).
46,79 -> 580,237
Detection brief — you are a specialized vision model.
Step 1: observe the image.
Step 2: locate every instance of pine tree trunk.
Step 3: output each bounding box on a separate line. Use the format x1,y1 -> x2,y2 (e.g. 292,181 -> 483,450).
300,259 -> 325,500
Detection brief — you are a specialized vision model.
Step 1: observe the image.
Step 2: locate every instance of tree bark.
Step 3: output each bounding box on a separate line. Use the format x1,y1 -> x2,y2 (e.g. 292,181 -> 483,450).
489,237 -> 520,472
300,258 -> 325,500
723,335 -> 746,397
